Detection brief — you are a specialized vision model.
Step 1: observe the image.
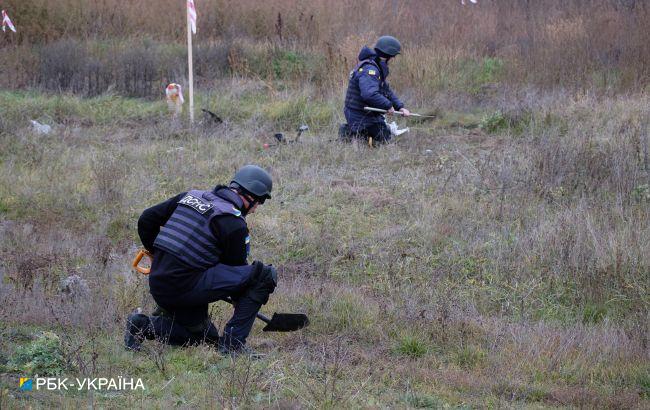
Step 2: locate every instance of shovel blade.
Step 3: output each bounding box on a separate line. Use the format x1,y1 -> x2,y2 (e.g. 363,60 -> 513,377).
262,313 -> 309,332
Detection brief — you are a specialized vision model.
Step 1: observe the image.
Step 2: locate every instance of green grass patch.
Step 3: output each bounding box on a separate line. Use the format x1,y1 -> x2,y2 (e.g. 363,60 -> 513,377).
106,215 -> 136,245
434,110 -> 483,129
458,57 -> 504,95
271,49 -> 307,80
452,345 -> 487,370
8,332 -> 68,376
0,91 -> 165,131
582,302 -> 608,325
263,96 -> 334,128
637,368 -> 650,398
404,391 -> 447,408
0,197 -> 10,215
393,335 -> 429,359
479,110 -> 507,133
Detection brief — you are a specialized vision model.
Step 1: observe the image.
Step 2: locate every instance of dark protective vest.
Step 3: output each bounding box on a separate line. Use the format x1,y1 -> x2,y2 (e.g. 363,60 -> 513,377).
344,59 -> 383,112
344,58 -> 395,131
153,189 -> 244,269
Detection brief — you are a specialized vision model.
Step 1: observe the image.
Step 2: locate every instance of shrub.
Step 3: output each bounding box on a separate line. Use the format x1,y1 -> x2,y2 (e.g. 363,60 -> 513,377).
639,369 -> 650,399
38,38 -> 89,94
8,332 -> 67,376
271,49 -> 307,80
394,335 -> 428,359
582,303 -> 608,325
405,391 -> 446,408
632,184 -> 650,202
479,110 -> 507,133
1,0 -> 649,93
452,345 -> 487,369
461,57 -> 505,95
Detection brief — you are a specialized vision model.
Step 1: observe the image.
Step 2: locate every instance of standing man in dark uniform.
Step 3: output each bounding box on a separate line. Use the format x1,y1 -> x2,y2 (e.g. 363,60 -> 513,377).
342,35 -> 411,145
124,165 -> 277,356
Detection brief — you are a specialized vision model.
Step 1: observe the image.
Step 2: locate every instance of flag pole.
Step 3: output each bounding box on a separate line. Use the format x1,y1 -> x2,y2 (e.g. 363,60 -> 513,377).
186,2 -> 194,124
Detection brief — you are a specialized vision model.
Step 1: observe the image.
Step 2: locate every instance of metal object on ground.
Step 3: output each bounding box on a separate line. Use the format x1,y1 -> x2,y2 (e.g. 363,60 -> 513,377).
272,125 -> 309,145
224,298 -> 309,332
201,108 -> 223,124
30,120 -> 52,135
363,106 -> 436,118
295,124 -> 309,142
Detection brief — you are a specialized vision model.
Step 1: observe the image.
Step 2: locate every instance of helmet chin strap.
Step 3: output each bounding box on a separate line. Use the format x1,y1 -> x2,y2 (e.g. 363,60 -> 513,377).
240,193 -> 258,216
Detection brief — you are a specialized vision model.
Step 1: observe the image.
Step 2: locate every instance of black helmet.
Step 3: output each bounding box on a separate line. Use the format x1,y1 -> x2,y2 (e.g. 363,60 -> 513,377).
231,165 -> 273,200
374,35 -> 401,57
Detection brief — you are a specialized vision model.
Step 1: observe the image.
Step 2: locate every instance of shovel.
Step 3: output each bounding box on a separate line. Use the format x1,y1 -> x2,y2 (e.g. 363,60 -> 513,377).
131,249 -> 309,332
224,298 -> 309,332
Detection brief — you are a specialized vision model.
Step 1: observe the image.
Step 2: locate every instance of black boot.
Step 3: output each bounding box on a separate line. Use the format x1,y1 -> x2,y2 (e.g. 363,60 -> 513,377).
124,308 -> 152,351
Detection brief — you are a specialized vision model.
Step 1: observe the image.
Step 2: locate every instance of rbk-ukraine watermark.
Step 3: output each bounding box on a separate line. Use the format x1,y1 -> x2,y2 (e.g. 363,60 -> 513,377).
19,377 -> 145,391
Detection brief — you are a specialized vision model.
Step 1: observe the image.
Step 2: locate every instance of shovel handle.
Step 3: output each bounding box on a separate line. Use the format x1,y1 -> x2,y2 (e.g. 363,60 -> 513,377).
364,106 -> 410,116
132,249 -> 153,275
364,106 -> 392,115
364,106 -> 425,117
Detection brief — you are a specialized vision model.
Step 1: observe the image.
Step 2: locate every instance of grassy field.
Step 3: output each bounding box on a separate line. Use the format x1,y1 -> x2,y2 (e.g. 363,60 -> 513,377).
1,0 -> 649,407
0,82 -> 648,408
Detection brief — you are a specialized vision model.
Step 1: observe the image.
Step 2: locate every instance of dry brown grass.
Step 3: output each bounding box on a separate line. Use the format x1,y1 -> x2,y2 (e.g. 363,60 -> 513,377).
0,1 -> 649,406
1,0 -> 649,94
0,80 -> 648,406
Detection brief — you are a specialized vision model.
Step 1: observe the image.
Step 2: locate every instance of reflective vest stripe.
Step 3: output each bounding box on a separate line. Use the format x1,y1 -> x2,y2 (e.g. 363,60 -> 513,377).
167,209 -> 215,244
153,189 -> 244,269
157,226 -> 217,259
163,219 -> 215,249
155,231 -> 215,267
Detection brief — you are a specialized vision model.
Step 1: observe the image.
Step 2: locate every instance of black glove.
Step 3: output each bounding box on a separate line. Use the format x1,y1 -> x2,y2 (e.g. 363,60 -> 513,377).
263,264 -> 278,286
246,261 -> 278,305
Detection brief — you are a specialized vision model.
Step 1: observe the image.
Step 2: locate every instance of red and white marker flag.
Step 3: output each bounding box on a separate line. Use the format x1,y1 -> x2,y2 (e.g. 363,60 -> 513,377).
2,10 -> 16,33
187,0 -> 197,34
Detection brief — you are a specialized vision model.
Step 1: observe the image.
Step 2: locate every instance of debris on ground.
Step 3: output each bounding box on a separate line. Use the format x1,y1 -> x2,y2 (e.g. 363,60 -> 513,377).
30,120 -> 52,135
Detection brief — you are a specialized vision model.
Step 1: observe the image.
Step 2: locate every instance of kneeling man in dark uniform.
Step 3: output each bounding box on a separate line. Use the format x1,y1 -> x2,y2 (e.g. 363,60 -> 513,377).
342,35 -> 411,146
125,165 -> 277,356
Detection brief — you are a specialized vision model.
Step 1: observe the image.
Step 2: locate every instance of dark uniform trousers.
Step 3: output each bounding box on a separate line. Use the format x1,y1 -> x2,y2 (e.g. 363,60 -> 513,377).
339,121 -> 392,145
134,262 -> 274,349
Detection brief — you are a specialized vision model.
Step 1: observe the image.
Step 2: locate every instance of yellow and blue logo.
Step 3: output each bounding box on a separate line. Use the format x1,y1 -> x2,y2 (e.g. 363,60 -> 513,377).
19,378 -> 32,391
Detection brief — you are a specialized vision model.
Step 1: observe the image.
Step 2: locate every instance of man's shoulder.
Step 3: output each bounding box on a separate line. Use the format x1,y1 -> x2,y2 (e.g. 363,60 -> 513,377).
356,61 -> 381,79
357,60 -> 379,70
212,213 -> 248,233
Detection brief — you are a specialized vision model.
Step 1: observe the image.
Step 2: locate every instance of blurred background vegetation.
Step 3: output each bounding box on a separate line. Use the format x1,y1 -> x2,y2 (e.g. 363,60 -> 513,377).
0,0 -> 648,99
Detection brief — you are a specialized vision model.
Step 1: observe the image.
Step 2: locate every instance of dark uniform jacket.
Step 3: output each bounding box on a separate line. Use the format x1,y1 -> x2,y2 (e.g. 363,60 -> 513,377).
137,186 -> 249,296
344,46 -> 404,132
